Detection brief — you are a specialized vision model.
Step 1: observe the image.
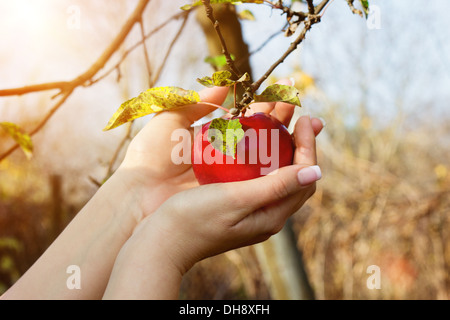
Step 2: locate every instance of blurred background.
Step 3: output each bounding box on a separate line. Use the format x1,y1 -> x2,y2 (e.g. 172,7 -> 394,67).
0,0 -> 449,299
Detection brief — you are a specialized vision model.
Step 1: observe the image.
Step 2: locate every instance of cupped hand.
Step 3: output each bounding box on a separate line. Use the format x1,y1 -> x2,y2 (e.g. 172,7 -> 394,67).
127,111 -> 323,278
118,80 -> 323,219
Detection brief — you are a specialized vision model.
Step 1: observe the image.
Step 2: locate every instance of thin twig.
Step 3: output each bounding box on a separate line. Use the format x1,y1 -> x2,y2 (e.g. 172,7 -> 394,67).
97,12 -> 191,183
346,0 -> 363,17
0,0 -> 152,160
201,0 -> 243,79
0,89 -> 74,161
89,11 -> 189,86
315,0 -> 331,14
250,14 -> 322,93
139,19 -> 153,88
0,81 -> 69,97
150,12 -> 190,86
306,0 -> 315,14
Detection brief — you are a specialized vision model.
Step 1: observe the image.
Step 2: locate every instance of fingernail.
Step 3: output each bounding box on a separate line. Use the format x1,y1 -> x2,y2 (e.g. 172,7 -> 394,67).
297,165 -> 322,186
319,117 -> 327,128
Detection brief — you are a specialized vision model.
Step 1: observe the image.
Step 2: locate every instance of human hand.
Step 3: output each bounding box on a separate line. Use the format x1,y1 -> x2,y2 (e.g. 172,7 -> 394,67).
117,80 -> 322,221
104,111 -> 323,299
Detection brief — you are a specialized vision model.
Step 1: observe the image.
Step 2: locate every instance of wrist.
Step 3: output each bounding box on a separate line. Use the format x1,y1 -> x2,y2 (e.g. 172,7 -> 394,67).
103,214 -> 184,299
92,167 -> 148,240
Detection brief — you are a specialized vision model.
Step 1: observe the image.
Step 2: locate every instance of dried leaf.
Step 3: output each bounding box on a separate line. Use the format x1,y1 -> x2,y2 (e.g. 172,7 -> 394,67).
104,87 -> 200,131
254,84 -> 302,106
197,70 -> 236,88
0,122 -> 33,159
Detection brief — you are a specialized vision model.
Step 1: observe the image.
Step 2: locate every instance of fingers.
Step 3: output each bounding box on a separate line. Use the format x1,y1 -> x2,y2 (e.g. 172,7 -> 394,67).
311,117 -> 324,137
249,79 -> 295,127
218,164 -> 320,218
293,115 -> 318,166
242,182 -> 316,238
273,101 -> 295,128
215,164 -> 320,244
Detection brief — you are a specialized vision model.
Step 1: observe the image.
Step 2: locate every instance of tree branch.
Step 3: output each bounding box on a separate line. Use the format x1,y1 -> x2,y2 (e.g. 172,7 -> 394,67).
315,0 -> 331,14
150,12 -> 190,86
0,89 -> 74,161
89,11 -> 189,86
0,0 -> 152,98
346,0 -> 363,17
0,0 -> 152,160
0,82 -> 70,97
250,14 -> 321,94
201,0 -> 243,79
306,0 -> 315,14
139,20 -> 154,88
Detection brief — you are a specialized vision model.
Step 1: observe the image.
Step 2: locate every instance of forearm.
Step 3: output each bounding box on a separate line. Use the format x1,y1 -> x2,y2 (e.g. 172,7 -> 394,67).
1,168 -> 145,300
103,215 -> 183,300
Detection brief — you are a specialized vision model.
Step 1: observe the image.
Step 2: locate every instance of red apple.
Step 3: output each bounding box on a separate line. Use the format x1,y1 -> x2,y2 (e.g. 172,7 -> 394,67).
192,112 -> 294,184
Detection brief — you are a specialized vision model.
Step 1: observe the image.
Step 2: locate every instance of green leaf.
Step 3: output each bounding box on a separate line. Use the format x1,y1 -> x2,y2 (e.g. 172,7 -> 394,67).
360,0 -> 369,18
0,122 -> 33,159
204,54 -> 235,69
208,118 -> 244,158
197,70 -> 236,88
238,9 -> 255,21
104,87 -> 200,131
254,84 -> 302,106
181,0 -> 264,11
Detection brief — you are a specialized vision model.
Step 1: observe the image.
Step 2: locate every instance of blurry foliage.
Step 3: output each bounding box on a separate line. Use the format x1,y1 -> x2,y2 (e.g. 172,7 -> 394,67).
0,158 -> 78,294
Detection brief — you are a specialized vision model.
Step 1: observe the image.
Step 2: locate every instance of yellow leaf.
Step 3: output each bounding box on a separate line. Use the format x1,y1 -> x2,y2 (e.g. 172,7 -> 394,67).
0,122 -> 33,159
104,87 -> 200,131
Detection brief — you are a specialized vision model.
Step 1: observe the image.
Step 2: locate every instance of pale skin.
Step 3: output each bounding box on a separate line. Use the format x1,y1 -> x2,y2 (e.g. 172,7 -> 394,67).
1,80 -> 323,300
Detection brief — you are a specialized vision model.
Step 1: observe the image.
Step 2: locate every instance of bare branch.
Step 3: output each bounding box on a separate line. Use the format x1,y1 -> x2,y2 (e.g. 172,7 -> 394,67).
0,82 -> 69,97
315,0 -> 331,14
150,12 -> 190,86
306,0 -> 315,14
0,0 -> 152,160
250,14 -> 322,94
201,0 -> 243,79
139,20 -> 154,88
346,0 -> 363,17
0,89 -> 74,161
89,11 -> 189,86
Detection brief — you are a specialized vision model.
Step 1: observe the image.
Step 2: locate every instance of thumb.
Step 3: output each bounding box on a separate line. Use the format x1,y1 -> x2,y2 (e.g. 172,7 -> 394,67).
225,164 -> 322,213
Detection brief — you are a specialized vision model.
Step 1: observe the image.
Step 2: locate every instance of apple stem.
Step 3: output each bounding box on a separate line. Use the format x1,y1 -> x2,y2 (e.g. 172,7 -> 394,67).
199,101 -> 230,114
